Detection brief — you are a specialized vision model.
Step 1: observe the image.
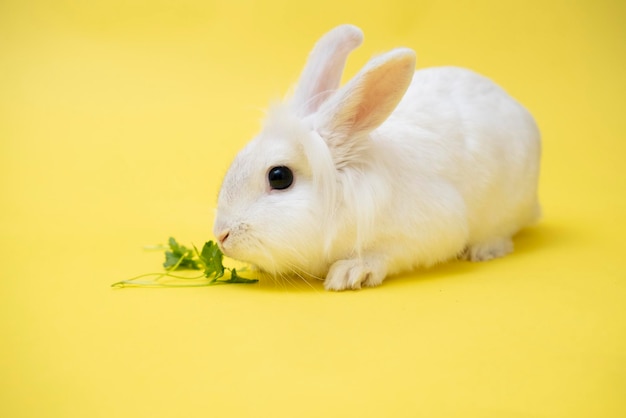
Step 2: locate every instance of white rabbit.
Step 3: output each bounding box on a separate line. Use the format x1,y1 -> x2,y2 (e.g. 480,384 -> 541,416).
213,24 -> 541,291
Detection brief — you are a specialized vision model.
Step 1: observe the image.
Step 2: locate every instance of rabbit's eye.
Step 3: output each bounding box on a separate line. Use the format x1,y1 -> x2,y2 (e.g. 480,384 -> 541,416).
268,166 -> 293,190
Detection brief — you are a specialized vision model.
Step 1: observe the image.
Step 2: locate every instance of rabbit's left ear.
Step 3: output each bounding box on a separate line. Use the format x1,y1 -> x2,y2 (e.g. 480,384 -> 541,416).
315,48 -> 416,163
290,25 -> 363,116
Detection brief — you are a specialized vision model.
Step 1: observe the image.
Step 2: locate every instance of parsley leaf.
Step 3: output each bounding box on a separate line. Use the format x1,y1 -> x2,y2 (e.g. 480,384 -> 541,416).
197,241 -> 225,280
221,268 -> 258,284
163,237 -> 200,270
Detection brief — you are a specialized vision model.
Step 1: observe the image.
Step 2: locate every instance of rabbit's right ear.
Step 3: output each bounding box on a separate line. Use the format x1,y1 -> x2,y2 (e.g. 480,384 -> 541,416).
314,48 -> 416,167
290,25 -> 363,117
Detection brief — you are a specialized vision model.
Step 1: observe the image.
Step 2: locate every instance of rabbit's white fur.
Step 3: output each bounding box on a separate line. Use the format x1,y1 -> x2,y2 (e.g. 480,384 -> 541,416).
213,25 -> 541,291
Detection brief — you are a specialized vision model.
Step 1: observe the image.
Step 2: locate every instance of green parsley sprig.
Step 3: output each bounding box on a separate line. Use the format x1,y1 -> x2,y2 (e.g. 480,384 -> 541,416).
112,237 -> 258,288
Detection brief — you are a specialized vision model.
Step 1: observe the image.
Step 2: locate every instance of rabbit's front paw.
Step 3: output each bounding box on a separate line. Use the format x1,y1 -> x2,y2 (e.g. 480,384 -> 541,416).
324,257 -> 387,291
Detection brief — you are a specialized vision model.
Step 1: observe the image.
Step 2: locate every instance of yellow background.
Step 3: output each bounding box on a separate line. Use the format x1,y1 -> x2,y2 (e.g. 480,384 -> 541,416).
1,1 -> 625,417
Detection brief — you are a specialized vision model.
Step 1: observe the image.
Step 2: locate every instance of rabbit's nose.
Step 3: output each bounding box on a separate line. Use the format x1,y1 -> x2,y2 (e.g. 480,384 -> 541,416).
217,230 -> 230,245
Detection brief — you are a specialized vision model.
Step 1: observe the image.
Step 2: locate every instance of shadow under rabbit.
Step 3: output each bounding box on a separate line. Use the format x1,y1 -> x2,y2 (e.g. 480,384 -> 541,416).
251,222 -> 556,293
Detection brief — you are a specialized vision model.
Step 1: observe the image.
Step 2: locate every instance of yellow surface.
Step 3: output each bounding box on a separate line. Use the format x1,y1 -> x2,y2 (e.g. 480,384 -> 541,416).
1,1 -> 625,417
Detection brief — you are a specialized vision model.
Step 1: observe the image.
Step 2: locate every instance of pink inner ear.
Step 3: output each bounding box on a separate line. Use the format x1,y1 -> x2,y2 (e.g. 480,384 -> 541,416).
354,66 -> 405,130
327,51 -> 416,138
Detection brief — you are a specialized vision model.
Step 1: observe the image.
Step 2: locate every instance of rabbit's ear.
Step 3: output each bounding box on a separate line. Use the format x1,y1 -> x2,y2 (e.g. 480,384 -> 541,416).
315,48 -> 415,162
290,25 -> 363,116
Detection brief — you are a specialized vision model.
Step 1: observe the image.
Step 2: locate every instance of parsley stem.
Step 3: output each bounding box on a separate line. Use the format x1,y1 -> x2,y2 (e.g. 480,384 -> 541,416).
113,238 -> 257,288
111,272 -> 205,288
